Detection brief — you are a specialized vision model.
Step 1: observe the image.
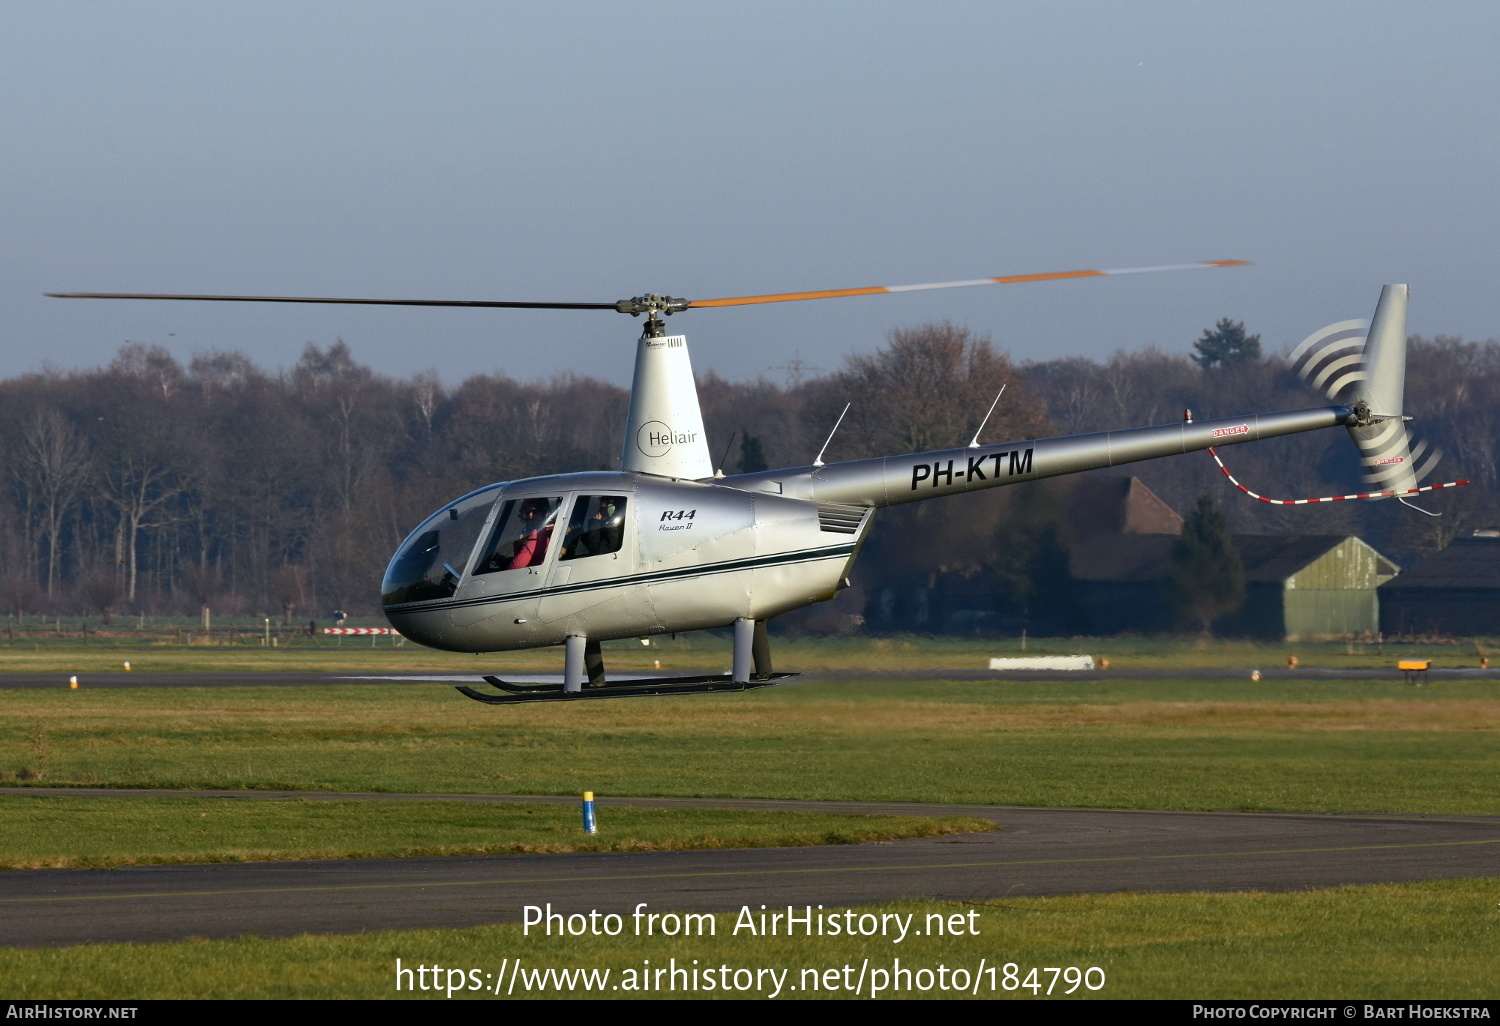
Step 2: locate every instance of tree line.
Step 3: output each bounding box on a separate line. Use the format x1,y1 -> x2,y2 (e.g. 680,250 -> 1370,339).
1,323 -> 1494,632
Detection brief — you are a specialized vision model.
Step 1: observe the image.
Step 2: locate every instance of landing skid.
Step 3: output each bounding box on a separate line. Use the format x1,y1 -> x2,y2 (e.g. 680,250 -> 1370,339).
456,672 -> 796,704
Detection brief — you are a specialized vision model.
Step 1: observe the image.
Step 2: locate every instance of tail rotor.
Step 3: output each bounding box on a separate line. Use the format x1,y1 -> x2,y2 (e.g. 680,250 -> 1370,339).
1213,284 -> 1468,513
1290,285 -> 1446,498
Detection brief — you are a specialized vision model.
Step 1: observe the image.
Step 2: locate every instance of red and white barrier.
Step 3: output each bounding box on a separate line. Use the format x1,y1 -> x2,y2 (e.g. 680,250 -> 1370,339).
323,627 -> 402,635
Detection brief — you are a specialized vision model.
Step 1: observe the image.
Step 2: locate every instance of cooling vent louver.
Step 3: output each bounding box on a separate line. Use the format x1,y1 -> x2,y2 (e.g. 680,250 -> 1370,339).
816,502 -> 868,534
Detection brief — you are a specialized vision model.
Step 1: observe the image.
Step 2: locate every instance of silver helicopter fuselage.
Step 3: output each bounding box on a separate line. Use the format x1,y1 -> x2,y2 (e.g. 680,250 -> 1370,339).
382,469 -> 866,652
382,405 -> 1350,653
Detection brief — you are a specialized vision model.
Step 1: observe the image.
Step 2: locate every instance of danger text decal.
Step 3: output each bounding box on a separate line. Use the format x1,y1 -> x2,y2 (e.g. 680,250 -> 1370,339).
910,449 -> 1033,491
1211,424 -> 1250,438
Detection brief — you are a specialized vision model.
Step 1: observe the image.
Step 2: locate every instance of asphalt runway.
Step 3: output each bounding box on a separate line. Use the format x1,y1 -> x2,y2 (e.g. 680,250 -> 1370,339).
2,666 -> 1498,689
2,793 -> 1497,948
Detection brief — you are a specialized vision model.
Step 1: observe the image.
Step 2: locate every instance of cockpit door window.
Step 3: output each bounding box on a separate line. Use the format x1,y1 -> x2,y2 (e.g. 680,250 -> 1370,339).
559,495 -> 628,560
473,496 -> 564,574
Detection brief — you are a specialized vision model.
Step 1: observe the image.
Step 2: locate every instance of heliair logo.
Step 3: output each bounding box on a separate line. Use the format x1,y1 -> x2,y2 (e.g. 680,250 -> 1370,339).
637,420 -> 699,458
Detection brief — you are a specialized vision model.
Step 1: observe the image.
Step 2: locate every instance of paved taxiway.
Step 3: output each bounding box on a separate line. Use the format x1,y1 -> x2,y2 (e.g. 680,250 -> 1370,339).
2,794 -> 1497,947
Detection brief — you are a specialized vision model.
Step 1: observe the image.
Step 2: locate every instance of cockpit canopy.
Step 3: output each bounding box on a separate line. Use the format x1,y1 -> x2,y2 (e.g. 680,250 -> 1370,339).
381,484 -> 502,606
381,484 -> 631,608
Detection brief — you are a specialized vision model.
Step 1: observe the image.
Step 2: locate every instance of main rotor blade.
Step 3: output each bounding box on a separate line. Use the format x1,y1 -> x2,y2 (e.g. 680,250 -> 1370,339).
44,292 -> 618,310
685,260 -> 1250,309
48,259 -> 1249,315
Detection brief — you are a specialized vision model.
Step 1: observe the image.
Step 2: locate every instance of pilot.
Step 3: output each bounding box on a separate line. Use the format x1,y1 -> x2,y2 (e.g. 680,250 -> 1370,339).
506,498 -> 554,569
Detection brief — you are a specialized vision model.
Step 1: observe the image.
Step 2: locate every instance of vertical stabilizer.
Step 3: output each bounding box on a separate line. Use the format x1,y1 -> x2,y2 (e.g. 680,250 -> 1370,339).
620,333 -> 713,479
1345,284 -> 1439,495
1358,284 -> 1407,417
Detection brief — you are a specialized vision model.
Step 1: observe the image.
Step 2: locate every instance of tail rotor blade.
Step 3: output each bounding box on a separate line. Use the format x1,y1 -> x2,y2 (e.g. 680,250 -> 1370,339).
1349,420 -> 1422,493
1289,319 -> 1368,402
1410,440 -> 1444,484
1349,419 -> 1447,495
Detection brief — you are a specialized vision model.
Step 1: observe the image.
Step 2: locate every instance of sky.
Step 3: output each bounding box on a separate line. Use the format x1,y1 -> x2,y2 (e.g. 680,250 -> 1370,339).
3,1 -> 1498,388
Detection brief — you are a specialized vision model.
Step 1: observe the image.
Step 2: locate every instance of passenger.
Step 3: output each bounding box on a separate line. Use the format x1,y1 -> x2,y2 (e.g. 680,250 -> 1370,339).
597,498 -> 625,553
578,499 -> 611,556
573,498 -> 625,558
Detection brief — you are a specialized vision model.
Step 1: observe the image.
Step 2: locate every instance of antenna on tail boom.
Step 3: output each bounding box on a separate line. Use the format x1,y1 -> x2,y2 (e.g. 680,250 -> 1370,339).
714,431 -> 737,479
969,385 -> 1007,448
812,404 -> 851,469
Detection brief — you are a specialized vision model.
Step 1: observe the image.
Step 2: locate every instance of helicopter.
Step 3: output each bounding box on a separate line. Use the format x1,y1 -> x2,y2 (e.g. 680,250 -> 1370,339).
49,266 -> 1462,703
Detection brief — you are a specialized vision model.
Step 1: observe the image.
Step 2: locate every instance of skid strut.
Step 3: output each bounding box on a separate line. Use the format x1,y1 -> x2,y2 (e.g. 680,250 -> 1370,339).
456,672 -> 794,704
457,623 -> 791,703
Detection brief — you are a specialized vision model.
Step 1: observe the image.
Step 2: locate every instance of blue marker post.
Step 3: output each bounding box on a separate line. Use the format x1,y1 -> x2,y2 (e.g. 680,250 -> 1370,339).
582,791 -> 597,835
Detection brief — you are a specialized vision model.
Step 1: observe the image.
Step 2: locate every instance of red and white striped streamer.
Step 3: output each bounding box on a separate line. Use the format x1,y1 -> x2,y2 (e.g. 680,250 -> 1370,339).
1207,447 -> 1468,505
323,627 -> 402,635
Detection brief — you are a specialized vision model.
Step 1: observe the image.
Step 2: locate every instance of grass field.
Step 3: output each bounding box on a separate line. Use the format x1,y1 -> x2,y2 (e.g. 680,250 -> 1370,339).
0,630 -> 1492,674
3,879 -> 1496,999
0,794 -> 991,869
2,677 -> 1497,813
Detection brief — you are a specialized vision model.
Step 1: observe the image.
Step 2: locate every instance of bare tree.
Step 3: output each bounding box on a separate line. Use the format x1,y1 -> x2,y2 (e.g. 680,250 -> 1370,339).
80,571 -> 123,624
180,563 -> 221,631
271,564 -> 307,625
412,370 -> 441,439
188,350 -> 262,397
111,343 -> 184,399
1,574 -> 39,622
828,323 -> 1049,459
1025,357 -> 1107,433
11,409 -> 92,596
92,419 -> 190,602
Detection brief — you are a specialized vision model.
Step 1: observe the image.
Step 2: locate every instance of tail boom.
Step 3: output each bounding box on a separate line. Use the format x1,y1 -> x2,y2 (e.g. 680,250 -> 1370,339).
724,405 -> 1352,508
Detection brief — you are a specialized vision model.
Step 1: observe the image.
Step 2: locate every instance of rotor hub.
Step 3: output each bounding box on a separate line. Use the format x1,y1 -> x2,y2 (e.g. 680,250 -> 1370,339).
614,294 -> 691,318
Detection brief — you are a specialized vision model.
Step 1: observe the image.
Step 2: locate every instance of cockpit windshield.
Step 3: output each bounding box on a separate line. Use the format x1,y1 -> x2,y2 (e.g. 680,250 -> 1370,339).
381,484 -> 502,606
